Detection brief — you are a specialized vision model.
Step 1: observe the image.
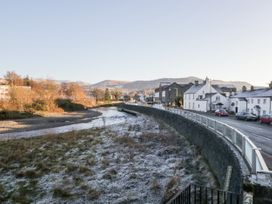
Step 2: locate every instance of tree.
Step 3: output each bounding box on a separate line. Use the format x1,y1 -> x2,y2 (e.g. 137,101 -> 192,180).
4,71 -> 23,86
23,76 -> 34,86
104,88 -> 111,101
64,82 -> 86,102
175,96 -> 183,107
9,86 -> 33,111
111,89 -> 122,101
91,88 -> 105,103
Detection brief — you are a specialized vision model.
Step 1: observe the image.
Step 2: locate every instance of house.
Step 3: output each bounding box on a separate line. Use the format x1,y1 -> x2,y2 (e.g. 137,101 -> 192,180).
0,85 -> 10,101
183,78 -> 235,112
154,82 -> 192,106
0,85 -> 31,101
229,83 -> 272,116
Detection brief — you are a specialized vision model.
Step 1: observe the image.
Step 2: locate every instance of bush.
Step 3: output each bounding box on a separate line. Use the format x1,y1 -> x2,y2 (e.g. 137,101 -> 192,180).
55,99 -> 85,112
0,110 -> 34,120
31,100 -> 47,111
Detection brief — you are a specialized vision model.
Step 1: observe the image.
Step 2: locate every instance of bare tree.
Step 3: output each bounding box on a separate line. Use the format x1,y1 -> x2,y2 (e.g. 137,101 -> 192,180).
4,71 -> 23,86
111,89 -> 122,101
91,88 -> 105,103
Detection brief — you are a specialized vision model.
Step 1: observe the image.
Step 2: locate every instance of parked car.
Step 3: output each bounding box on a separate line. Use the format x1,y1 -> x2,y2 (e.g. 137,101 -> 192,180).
260,114 -> 272,124
236,112 -> 258,121
215,109 -> 229,117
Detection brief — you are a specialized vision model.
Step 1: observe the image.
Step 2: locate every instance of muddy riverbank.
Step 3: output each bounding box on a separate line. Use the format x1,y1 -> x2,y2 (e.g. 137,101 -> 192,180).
0,110 -> 101,134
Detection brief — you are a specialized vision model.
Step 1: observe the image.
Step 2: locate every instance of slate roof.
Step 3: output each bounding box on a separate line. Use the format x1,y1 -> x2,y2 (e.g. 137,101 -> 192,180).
231,88 -> 272,98
184,84 -> 205,94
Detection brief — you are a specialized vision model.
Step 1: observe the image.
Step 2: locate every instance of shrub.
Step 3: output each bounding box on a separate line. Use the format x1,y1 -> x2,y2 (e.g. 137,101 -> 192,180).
31,99 -> 47,111
55,99 -> 85,112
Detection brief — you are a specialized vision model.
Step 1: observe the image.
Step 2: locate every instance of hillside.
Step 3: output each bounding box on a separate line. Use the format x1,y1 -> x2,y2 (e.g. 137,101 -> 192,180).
90,77 -> 252,91
91,80 -> 129,88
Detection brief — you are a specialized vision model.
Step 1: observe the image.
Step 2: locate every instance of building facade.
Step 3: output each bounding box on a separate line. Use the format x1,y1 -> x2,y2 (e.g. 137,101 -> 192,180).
229,86 -> 272,116
183,78 -> 235,112
155,82 -> 192,106
0,85 -> 10,101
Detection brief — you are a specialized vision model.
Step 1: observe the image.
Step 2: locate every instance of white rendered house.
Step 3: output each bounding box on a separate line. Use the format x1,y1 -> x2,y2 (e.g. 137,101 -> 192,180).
183,78 -> 229,112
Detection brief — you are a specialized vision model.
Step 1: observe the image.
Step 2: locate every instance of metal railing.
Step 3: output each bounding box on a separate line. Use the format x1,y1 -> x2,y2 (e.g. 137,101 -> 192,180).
166,184 -> 241,204
158,106 -> 270,175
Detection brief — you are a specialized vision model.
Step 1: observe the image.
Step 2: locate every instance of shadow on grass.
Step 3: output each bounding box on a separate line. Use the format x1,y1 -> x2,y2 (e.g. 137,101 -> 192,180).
55,99 -> 86,112
0,110 -> 40,120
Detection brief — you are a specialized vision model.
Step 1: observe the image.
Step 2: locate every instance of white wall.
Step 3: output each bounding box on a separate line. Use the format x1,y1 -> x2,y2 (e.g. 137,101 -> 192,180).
247,97 -> 271,116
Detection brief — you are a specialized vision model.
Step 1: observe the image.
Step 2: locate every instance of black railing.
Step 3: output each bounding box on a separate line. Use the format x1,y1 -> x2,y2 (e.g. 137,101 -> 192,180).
166,184 -> 241,204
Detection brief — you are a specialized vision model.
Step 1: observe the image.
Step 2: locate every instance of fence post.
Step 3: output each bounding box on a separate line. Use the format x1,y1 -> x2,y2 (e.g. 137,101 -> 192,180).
232,129 -> 237,145
223,125 -> 227,137
251,148 -> 260,174
241,136 -> 246,157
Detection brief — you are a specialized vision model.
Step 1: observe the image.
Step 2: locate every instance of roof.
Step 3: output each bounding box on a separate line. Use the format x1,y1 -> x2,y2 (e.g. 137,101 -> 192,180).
184,84 -> 205,94
231,88 -> 272,98
184,83 -> 236,95
155,82 -> 192,92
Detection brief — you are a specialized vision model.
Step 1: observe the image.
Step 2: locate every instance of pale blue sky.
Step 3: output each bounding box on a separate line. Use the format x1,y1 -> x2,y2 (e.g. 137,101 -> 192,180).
0,0 -> 272,85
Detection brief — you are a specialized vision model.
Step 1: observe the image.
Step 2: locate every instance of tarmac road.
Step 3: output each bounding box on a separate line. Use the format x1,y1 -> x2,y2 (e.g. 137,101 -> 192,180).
196,113 -> 272,170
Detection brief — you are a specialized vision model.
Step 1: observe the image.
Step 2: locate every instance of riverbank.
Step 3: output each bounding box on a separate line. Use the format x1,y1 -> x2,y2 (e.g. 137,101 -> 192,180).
0,110 -> 101,134
0,110 -> 216,203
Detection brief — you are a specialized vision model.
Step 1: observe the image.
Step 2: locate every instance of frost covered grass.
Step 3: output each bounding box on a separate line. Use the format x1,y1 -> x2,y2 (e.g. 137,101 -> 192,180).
0,114 -> 217,203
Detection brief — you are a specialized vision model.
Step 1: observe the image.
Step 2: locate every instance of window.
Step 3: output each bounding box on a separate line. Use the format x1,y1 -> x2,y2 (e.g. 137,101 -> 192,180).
198,104 -> 200,108
257,99 -> 260,104
251,99 -> 254,103
263,99 -> 266,104
263,110 -> 266,115
216,96 -> 220,101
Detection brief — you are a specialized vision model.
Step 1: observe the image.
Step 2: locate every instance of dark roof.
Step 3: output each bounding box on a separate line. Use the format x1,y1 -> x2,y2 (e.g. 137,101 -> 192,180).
231,88 -> 272,98
184,84 -> 205,94
155,82 -> 192,92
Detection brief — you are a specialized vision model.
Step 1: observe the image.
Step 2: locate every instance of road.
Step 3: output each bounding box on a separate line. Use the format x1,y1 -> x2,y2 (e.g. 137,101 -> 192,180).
195,113 -> 272,170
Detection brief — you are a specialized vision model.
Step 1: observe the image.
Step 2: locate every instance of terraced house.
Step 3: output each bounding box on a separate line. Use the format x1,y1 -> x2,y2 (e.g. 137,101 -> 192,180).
229,82 -> 272,116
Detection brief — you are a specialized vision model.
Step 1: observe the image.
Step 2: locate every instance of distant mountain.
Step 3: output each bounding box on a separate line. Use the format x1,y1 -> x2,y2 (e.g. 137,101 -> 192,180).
91,80 -> 129,88
90,77 -> 252,91
211,80 -> 252,91
122,77 -> 202,90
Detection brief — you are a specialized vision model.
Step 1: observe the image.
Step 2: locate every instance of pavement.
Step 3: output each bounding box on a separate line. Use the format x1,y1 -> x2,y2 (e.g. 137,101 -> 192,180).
192,112 -> 272,170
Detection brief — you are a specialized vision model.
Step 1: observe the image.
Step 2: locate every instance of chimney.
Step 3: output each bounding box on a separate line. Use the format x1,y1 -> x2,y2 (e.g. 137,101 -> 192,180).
250,86 -> 254,91
269,81 -> 272,89
195,80 -> 199,85
242,86 -> 247,92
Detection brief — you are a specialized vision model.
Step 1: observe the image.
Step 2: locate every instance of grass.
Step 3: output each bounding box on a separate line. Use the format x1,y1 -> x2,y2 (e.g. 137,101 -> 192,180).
102,168 -> 117,180
151,178 -> 161,193
88,187 -> 101,200
0,128 -> 103,203
53,187 -> 73,198
0,110 -> 38,120
163,176 -> 180,202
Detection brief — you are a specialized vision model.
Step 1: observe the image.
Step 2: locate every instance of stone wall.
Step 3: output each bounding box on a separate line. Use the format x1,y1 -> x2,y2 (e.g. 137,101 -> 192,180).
121,104 -> 244,194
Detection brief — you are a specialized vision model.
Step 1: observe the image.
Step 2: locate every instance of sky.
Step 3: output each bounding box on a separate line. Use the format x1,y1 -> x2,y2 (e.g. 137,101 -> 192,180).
0,0 -> 272,86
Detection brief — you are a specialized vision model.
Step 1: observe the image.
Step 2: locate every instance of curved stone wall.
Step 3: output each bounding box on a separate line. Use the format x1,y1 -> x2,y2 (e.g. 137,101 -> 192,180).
121,104 -> 246,194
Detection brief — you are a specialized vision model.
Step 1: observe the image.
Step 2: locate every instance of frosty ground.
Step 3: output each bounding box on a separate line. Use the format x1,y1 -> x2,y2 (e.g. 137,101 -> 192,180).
0,110 -> 217,203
